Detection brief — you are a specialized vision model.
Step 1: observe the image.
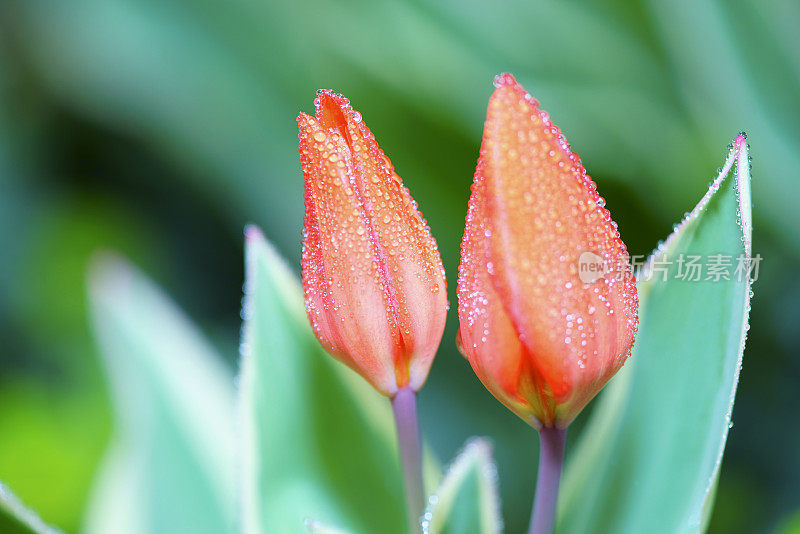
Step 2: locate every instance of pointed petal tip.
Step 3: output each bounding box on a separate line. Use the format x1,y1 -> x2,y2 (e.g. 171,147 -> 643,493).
314,90 -> 349,115
311,90 -> 353,138
490,72 -> 540,109
313,89 -> 336,112
492,72 -> 518,88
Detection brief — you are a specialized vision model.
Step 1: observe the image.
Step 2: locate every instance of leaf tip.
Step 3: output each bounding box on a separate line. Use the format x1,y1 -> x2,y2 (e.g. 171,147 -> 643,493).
423,437 -> 503,534
734,132 -> 747,149
732,132 -> 753,256
244,224 -> 265,243
86,250 -> 136,304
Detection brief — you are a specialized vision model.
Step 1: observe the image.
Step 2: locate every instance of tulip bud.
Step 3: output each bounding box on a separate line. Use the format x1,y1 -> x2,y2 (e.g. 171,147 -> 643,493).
457,74 -> 638,428
299,90 -> 447,396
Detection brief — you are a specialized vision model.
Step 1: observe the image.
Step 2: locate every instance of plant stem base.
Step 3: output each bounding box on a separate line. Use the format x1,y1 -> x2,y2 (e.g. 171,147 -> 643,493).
392,387 -> 424,533
528,426 -> 568,534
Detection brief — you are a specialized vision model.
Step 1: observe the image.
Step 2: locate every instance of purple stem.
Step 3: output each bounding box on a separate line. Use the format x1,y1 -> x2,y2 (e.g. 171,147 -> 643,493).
528,426 -> 568,534
392,387 -> 425,533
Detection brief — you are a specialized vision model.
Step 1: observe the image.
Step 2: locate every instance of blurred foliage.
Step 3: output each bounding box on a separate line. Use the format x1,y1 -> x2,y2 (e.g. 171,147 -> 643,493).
0,0 -> 798,532
775,511 -> 800,534
0,480 -> 59,533
86,254 -> 236,534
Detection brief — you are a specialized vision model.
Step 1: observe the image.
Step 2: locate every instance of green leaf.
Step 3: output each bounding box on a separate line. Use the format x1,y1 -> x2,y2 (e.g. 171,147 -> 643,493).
240,226 -> 440,534
0,481 -> 61,534
558,137 -> 753,534
86,254 -> 236,534
422,438 -> 502,534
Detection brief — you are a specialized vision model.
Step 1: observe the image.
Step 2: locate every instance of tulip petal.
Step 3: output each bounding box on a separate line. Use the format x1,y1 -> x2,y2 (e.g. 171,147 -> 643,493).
327,95 -> 448,391
467,74 -> 638,426
299,108 -> 399,395
300,91 -> 447,394
457,152 -> 556,427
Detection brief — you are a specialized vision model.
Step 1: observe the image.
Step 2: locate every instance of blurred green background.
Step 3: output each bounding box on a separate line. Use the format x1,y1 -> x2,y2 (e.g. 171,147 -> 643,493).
0,0 -> 798,532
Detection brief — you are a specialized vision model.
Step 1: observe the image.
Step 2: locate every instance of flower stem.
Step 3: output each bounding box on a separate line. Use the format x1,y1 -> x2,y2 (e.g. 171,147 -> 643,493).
391,387 -> 425,533
528,426 -> 568,534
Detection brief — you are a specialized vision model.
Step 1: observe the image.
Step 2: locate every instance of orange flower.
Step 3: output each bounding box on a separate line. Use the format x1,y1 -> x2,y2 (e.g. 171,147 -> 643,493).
299,90 -> 447,396
457,74 -> 638,428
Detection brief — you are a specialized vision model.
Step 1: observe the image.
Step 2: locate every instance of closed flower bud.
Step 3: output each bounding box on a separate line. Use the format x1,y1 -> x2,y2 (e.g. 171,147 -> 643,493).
299,90 -> 447,396
457,74 -> 639,428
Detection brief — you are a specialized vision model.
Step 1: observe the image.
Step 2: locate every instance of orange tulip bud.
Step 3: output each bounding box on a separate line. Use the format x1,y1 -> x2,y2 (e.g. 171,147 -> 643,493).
457,74 -> 638,428
299,90 -> 447,397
